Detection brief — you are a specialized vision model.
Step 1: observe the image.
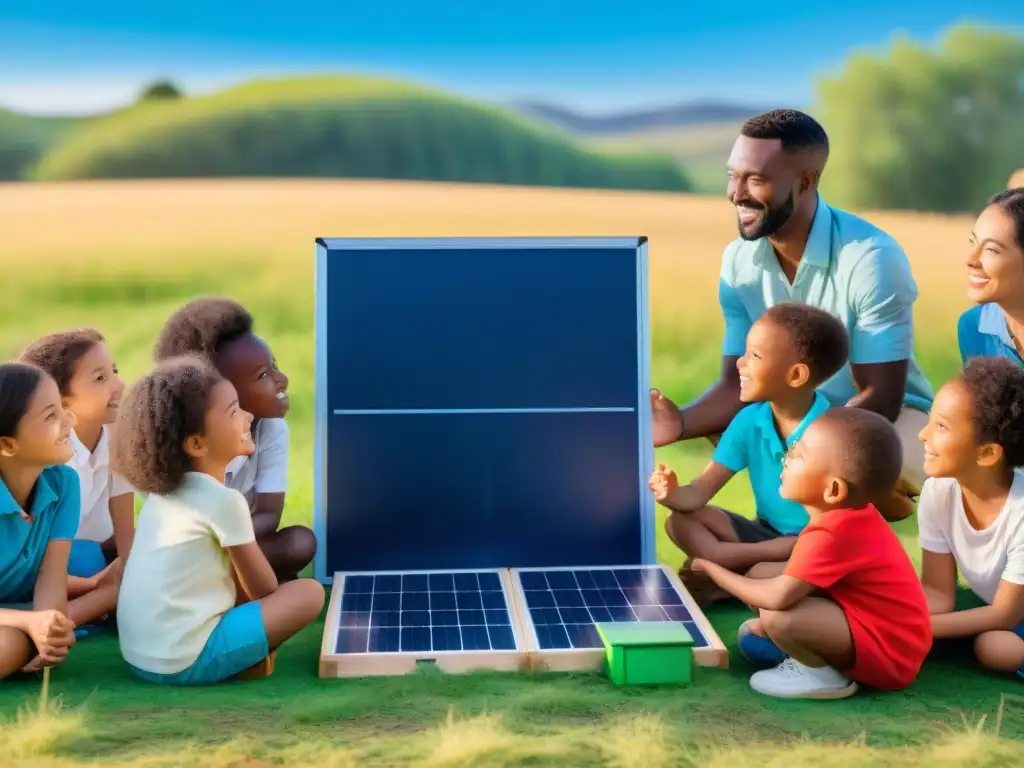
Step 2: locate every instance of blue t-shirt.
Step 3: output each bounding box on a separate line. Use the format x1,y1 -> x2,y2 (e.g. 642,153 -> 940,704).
0,465 -> 80,604
712,392 -> 832,535
958,303 -> 1023,366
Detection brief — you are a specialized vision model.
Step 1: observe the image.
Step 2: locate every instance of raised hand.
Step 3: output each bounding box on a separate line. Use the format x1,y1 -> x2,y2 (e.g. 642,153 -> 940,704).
650,389 -> 684,447
648,463 -> 679,502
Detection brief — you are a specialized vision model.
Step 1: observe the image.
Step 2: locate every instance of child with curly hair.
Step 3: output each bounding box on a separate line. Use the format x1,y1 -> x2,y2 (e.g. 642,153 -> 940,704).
112,357 -> 324,685
153,297 -> 315,580
917,356 -> 1024,678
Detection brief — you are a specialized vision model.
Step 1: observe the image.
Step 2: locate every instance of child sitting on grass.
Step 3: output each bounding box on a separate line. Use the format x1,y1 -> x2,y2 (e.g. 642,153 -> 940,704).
1,362 -> 85,679
20,329 -> 134,606
649,302 -> 848,605
111,356 -> 324,685
916,356 -> 1024,678
153,297 -> 315,581
692,408 -> 932,700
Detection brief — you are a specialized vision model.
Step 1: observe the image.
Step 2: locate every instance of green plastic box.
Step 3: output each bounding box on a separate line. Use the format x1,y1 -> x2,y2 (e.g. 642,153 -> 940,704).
595,622 -> 695,686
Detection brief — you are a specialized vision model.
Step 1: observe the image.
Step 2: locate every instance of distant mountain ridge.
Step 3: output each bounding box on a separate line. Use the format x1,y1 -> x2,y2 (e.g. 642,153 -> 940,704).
509,99 -> 765,135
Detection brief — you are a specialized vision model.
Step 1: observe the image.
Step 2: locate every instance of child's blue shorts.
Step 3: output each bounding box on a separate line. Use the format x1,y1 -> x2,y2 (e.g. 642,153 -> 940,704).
68,540 -> 107,579
128,601 -> 269,686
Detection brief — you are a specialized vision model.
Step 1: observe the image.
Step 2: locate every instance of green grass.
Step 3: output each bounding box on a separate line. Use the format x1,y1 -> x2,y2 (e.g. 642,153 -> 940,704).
0,181 -> 1020,765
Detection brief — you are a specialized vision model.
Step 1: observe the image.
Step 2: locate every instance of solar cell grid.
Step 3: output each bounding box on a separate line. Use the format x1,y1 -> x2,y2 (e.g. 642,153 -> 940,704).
334,571 -> 518,655
518,567 -> 708,650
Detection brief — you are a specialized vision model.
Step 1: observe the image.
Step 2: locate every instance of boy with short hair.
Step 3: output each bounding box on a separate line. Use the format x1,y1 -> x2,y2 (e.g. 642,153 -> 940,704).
692,408 -> 932,699
153,297 -> 316,580
650,302 -> 848,604
917,357 -> 1024,678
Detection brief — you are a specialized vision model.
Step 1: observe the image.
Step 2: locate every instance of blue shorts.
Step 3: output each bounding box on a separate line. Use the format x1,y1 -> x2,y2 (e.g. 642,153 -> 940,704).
129,601 -> 269,686
68,540 -> 107,579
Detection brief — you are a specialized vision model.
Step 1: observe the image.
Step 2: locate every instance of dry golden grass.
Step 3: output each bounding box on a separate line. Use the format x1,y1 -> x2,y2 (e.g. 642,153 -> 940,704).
0,177 -> 975,353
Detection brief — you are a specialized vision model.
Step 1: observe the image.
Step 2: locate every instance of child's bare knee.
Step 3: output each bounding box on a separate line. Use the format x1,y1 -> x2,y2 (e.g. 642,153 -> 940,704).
759,609 -> 792,638
973,631 -> 1023,673
295,578 -> 326,618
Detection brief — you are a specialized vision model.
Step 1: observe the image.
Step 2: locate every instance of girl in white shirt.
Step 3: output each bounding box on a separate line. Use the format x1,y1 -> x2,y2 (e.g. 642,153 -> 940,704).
111,356 -> 323,685
917,356 -> 1024,678
21,329 -> 133,621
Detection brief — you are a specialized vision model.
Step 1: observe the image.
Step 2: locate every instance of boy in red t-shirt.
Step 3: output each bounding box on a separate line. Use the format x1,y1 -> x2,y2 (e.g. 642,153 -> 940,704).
691,408 -> 932,699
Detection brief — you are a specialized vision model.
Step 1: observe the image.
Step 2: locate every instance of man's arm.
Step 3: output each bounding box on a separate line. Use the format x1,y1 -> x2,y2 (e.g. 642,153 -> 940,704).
847,361 -> 907,422
845,245 -> 917,422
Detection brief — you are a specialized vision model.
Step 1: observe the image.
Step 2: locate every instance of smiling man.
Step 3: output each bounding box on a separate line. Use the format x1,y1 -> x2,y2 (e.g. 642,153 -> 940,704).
652,109 -> 934,533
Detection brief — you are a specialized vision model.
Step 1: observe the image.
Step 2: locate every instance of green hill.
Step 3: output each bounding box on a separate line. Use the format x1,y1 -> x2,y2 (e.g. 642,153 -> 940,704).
0,109 -> 83,180
31,76 -> 691,192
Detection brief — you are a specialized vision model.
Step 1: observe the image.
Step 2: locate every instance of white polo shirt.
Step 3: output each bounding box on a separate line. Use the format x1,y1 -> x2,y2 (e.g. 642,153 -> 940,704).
67,425 -> 134,542
225,418 -> 289,507
118,472 -> 256,674
917,472 -> 1024,604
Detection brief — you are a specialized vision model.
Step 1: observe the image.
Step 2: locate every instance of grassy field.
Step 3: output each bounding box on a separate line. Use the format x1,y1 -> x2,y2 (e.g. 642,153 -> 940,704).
0,179 -> 1019,766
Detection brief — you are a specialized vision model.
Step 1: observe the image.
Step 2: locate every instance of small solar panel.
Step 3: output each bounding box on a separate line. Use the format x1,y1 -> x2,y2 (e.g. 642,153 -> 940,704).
511,564 -> 728,670
320,569 -> 529,677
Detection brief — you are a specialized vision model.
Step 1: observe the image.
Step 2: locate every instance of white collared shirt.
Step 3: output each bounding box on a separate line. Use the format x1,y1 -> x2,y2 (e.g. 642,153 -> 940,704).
67,425 -> 134,542
224,418 -> 289,507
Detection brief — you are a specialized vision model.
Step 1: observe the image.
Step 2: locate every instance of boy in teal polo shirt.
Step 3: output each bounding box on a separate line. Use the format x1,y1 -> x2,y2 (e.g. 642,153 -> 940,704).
650,303 -> 849,606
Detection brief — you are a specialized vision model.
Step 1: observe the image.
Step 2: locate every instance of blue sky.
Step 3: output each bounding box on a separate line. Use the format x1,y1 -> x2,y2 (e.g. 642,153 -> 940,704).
1,2 -> 1021,115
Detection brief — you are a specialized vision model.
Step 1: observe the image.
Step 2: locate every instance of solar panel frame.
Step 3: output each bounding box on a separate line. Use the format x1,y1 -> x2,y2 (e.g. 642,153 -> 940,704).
319,568 -> 530,678
509,564 -> 729,672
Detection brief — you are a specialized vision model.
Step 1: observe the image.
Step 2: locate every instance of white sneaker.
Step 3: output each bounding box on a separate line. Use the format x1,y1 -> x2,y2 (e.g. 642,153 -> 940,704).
749,658 -> 859,700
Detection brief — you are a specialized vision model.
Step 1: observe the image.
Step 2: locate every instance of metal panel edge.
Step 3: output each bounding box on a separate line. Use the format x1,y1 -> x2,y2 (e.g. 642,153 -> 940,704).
317,236 -> 644,250
636,240 -> 656,564
314,241 -> 330,584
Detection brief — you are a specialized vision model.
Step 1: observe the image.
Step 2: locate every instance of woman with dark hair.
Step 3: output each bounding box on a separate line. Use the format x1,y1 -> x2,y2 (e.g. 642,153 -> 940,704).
958,188 -> 1024,364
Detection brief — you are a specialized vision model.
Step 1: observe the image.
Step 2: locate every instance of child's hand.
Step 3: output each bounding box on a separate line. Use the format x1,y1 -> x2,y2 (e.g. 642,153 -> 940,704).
690,558 -> 709,573
648,463 -> 679,502
25,610 -> 76,668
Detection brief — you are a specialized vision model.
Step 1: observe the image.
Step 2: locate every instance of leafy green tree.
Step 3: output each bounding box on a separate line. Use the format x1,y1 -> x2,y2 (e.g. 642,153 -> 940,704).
816,25 -> 1024,213
137,80 -> 183,102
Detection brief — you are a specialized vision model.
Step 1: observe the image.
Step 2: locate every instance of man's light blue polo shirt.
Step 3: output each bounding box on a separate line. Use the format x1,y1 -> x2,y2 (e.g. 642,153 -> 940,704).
712,391 -> 831,535
718,196 -> 934,413
957,303 -> 1023,365
0,465 -> 80,604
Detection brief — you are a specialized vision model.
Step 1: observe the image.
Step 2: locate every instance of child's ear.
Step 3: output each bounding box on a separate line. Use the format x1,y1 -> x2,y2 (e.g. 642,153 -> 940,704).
0,436 -> 18,458
976,442 -> 1005,468
182,434 -> 207,459
788,363 -> 811,389
823,476 -> 848,505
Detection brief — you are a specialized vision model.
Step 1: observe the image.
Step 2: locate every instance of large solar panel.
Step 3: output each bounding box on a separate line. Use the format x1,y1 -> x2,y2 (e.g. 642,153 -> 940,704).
510,565 -> 728,671
319,569 -> 529,678
313,237 -> 654,579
